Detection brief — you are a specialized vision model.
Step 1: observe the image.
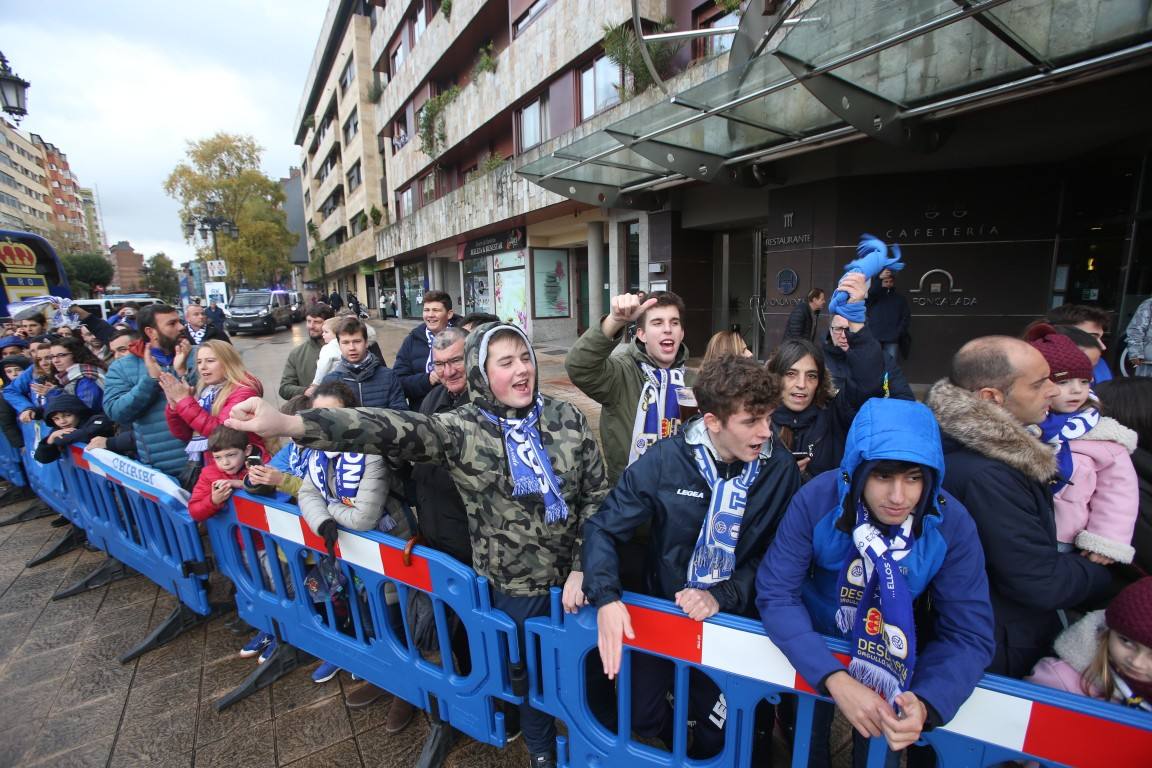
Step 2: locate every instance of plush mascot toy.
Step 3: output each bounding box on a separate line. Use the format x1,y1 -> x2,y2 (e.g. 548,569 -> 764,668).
827,233 -> 905,323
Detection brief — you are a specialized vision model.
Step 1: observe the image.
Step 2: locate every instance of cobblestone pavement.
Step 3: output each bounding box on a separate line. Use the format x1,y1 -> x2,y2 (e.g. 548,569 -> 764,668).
0,318 -> 594,768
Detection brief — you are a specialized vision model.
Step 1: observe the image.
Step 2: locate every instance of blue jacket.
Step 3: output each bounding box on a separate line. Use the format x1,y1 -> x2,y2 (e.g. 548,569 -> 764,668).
393,324 -> 436,408
756,398 -> 995,724
323,353 -> 408,410
583,421 -> 801,616
3,365 -> 38,415
102,348 -> 196,478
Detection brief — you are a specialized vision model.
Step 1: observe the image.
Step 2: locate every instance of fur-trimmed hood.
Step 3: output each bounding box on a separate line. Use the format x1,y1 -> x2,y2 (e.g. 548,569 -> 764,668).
926,379 -> 1057,482
1081,415 -> 1139,454
1052,609 -> 1106,673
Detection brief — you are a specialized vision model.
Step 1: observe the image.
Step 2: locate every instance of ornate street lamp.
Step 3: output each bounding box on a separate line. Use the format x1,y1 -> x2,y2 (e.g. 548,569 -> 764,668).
0,52 -> 30,123
184,199 -> 239,261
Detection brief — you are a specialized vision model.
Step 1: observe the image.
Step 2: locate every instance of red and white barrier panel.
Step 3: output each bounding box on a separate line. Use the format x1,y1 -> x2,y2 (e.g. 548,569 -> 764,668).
623,604 -> 1152,768
232,496 -> 432,591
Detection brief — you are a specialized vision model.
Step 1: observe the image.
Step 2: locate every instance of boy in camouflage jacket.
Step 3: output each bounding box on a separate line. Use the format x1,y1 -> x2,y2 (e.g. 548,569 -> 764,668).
225,322 -> 608,768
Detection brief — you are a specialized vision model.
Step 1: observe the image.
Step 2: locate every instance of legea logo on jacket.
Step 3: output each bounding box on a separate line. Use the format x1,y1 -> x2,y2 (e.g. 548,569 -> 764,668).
676,488 -> 705,498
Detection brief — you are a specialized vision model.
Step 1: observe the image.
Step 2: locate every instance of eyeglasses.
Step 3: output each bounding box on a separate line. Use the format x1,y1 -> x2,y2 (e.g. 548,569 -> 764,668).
432,356 -> 465,371
50,352 -> 73,360
829,326 -> 850,335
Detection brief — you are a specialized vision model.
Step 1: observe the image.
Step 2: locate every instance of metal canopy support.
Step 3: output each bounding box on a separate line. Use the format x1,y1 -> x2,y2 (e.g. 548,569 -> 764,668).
531,175 -> 663,211
605,131 -> 731,184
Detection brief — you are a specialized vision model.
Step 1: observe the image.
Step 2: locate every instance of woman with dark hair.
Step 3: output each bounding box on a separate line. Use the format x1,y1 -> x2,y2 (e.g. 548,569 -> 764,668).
1094,377 -> 1152,572
49,335 -> 107,412
767,273 -> 903,481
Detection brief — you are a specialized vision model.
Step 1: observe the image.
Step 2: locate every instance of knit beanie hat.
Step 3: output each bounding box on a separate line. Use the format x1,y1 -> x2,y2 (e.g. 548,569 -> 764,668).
1106,577 -> 1152,649
1025,323 -> 1093,383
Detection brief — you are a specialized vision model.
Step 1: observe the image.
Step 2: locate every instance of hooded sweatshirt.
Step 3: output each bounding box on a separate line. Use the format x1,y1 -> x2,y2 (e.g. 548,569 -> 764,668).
756,398 -> 996,725
295,322 -> 609,596
33,393 -> 118,463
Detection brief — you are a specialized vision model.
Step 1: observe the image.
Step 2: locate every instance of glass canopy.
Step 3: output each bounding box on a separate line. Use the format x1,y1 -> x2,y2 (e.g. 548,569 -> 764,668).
518,0 -> 1152,208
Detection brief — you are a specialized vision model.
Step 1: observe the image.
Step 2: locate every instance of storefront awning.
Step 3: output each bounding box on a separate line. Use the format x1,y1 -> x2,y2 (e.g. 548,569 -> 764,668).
518,0 -> 1152,209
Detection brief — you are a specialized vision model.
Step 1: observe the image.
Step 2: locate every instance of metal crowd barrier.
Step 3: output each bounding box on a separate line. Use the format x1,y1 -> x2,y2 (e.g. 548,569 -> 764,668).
526,592 -> 1152,768
204,491 -> 523,765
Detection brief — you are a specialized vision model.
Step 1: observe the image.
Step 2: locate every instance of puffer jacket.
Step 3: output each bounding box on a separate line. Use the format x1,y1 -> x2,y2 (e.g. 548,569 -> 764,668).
297,322 -> 609,596
756,398 -> 995,725
393,323 -> 437,409
1053,416 -> 1139,563
165,382 -> 266,470
323,353 -> 408,410
103,346 -> 197,478
927,379 -> 1112,678
583,418 -> 800,617
565,322 -> 694,484
297,451 -> 411,537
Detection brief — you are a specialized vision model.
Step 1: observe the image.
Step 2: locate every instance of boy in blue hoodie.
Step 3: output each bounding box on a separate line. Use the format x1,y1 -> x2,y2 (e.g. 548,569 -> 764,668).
756,398 -> 995,766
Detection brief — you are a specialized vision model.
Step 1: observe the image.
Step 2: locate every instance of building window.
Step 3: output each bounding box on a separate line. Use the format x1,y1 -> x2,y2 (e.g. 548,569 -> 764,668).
514,0 -> 549,36
392,113 -> 410,151
396,186 -> 414,219
390,41 -> 406,77
350,210 -> 369,236
343,108 -> 360,144
413,2 -> 427,42
303,189 -> 310,207
519,95 -> 547,151
419,172 -> 436,206
339,56 -> 355,92
693,3 -> 739,60
346,161 -> 362,193
580,55 -> 621,121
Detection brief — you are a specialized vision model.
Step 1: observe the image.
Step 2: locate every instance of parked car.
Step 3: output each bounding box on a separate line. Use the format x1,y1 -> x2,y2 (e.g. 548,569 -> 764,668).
225,289 -> 293,334
288,290 -> 305,322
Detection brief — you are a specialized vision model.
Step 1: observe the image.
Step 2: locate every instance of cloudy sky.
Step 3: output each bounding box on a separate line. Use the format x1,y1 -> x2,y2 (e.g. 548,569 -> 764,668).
1,0 -> 328,265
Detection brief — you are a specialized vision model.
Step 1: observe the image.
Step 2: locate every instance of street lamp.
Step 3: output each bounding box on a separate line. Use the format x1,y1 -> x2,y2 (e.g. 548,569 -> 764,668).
184,199 -> 239,261
0,52 -> 30,123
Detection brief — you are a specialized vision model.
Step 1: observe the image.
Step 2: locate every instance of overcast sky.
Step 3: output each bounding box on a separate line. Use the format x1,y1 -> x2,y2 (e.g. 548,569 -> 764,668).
0,0 -> 328,266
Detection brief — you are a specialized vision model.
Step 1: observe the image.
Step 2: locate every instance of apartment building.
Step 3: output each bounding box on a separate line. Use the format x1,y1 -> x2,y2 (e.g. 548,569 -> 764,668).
31,135 -> 88,255
295,0 -> 388,307
77,187 -> 107,254
0,119 -> 52,239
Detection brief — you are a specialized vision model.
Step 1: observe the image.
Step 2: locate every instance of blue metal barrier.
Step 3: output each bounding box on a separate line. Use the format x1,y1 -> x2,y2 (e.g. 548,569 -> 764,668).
19,421 -> 80,522
0,420 -> 26,488
206,491 -> 523,751
526,592 -> 1152,768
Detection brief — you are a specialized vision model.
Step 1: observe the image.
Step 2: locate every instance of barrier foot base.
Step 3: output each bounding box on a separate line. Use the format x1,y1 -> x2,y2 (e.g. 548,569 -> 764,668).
214,642 -> 312,712
119,602 -> 227,664
26,525 -> 86,568
51,556 -> 130,600
0,500 -> 53,527
414,719 -> 456,768
0,484 -> 34,513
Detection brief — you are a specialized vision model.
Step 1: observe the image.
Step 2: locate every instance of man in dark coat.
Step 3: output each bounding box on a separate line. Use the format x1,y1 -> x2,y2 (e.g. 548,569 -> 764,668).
926,336 -> 1113,678
866,268 -> 911,364
785,288 -> 825,341
583,356 -> 801,758
183,303 -> 230,345
328,290 -> 343,311
393,289 -> 456,411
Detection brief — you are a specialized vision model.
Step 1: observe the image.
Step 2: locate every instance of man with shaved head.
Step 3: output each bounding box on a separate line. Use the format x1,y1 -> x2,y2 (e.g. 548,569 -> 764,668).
926,336 -> 1113,677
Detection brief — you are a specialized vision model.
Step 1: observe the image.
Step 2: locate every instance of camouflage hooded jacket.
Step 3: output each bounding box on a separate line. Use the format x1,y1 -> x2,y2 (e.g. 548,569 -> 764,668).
296,323 -> 609,596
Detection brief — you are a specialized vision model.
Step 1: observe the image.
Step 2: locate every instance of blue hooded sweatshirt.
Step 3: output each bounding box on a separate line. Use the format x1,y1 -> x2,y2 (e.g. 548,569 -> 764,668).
755,398 -> 995,724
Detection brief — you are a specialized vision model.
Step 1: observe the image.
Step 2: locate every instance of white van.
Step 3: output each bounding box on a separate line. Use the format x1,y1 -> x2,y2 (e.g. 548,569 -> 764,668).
72,295 -> 161,320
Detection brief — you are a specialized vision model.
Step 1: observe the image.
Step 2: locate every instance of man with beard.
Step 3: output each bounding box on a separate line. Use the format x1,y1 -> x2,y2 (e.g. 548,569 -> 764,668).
280,304 -> 335,400
184,302 -> 230,345
322,317 -> 407,409
103,304 -> 197,478
393,290 -> 457,410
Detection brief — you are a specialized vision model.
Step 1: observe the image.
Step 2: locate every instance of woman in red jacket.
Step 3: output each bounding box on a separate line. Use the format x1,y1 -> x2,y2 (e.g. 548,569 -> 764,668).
160,339 -> 266,471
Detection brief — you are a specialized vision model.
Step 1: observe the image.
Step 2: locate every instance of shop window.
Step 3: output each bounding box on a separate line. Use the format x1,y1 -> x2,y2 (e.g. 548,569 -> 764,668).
419,172 -> 436,206
692,3 -> 739,60
339,56 -> 355,92
580,55 -> 621,122
343,108 -> 360,144
346,161 -> 362,193
514,0 -> 549,36
519,95 -> 548,152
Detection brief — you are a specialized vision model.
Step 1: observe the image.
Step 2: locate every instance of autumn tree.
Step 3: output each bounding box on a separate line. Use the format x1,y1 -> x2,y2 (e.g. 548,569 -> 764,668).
163,133 -> 295,289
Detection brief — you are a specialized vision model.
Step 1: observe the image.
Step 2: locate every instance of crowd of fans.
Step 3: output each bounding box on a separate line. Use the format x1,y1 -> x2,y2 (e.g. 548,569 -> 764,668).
2,256 -> 1151,768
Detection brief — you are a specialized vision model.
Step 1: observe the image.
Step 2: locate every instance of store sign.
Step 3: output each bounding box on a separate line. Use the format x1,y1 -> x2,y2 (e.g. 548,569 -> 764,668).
907,268 -> 978,307
464,228 -> 524,260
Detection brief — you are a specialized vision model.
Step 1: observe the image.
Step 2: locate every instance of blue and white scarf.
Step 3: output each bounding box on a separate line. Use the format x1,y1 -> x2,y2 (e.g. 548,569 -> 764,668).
287,443 -> 308,477
424,327 -> 436,374
835,502 -> 917,706
305,449 -> 368,506
1037,406 -> 1100,492
686,443 -> 761,588
184,384 -> 221,462
628,362 -> 685,466
480,396 -> 568,524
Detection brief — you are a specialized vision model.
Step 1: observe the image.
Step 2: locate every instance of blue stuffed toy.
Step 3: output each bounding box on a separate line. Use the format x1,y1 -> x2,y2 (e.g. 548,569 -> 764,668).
827,233 -> 905,323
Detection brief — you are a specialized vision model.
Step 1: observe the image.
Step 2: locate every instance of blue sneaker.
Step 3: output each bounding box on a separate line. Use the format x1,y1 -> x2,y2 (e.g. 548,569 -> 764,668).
257,638 -> 279,664
312,660 -> 340,684
238,632 -> 273,659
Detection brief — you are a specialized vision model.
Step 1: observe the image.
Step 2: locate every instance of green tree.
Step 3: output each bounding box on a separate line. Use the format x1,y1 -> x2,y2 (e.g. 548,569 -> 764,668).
163,132 -> 295,290
60,252 -> 114,298
141,252 -> 180,301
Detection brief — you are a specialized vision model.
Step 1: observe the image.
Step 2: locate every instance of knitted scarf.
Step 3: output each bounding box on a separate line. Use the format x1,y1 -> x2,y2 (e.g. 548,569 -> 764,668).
1037,406 -> 1100,491
424,327 -> 436,373
479,396 -> 568,524
184,384 -> 221,462
628,362 -> 685,466
57,363 -> 105,390
835,500 -> 917,706
686,443 -> 761,588
304,449 -> 396,532
188,325 -> 207,345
